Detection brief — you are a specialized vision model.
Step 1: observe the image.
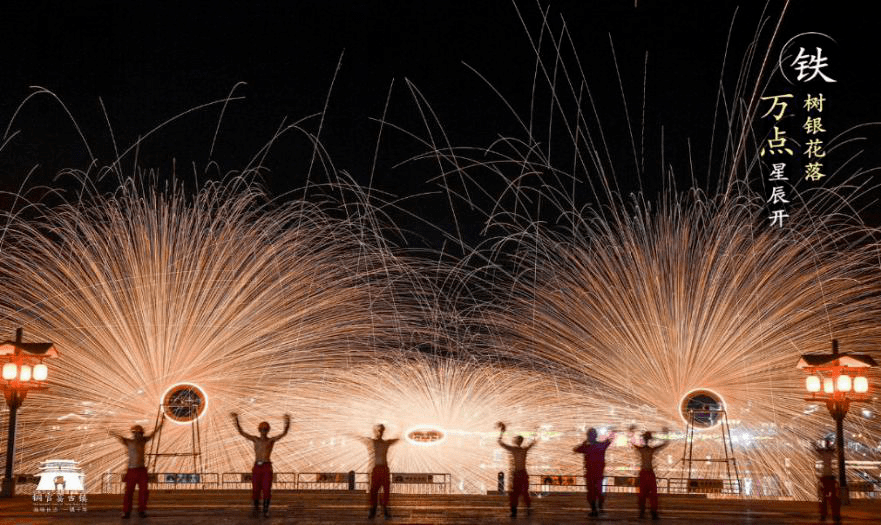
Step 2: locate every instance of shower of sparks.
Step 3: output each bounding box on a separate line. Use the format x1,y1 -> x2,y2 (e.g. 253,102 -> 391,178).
274,356 -> 605,494
412,3 -> 881,499
468,187 -> 881,498
0,175 -> 438,490
0,3 -> 879,502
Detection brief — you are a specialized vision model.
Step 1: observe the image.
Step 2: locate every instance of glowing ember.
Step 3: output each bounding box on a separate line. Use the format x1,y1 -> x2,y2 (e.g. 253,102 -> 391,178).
406,427 -> 446,446
162,384 -> 207,424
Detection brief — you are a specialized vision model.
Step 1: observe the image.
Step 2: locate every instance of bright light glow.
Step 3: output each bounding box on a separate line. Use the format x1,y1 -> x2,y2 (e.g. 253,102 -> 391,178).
33,363 -> 48,381
837,374 -> 852,393
823,378 -> 835,394
404,425 -> 447,446
854,376 -> 868,394
678,388 -> 726,430
161,383 -> 208,425
2,363 -> 17,380
19,364 -> 32,382
805,375 -> 821,393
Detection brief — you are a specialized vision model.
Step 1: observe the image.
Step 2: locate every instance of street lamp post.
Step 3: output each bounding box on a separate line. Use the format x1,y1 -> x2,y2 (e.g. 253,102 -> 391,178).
0,328 -> 58,498
797,339 -> 876,505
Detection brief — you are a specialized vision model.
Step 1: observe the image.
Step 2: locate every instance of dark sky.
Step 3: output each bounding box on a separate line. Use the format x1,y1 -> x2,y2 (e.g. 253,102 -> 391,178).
2,1 -> 879,248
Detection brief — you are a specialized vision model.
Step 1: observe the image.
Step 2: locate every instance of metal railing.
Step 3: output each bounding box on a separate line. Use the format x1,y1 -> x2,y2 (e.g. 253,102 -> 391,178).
388,472 -> 451,494
11,474 -> 39,495
845,481 -> 880,499
100,471 -> 451,494
100,472 -> 220,494
526,473 -> 741,495
96,470 -> 875,499
220,471 -> 297,490
527,473 -> 881,499
292,471 -> 450,494
295,471 -> 366,491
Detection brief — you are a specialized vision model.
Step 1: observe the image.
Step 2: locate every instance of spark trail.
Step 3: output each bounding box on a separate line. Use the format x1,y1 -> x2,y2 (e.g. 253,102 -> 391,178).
0,174 -> 435,489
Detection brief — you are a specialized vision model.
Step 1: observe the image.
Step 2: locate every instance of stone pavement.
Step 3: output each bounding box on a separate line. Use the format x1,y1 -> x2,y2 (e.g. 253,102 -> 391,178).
0,491 -> 879,524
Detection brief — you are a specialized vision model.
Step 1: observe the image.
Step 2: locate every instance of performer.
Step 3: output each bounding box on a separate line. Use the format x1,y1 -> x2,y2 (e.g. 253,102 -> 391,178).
574,427 -> 615,517
231,412 -> 291,517
631,428 -> 669,520
363,424 -> 400,519
813,438 -> 840,522
110,415 -> 164,519
497,422 -> 537,518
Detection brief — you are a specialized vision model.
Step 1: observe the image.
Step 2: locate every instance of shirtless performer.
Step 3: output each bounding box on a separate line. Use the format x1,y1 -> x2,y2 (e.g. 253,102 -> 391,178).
363,424 -> 399,519
813,438 -> 840,522
231,412 -> 291,517
497,422 -> 537,518
110,415 -> 164,519
574,427 -> 616,517
631,428 -> 669,520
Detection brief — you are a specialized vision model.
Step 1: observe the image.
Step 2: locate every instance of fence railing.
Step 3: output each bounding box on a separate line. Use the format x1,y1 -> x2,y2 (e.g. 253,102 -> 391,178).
528,473 -> 742,495
527,473 -> 881,499
100,472 -> 220,493
294,471 -> 367,491
84,471 -> 881,499
845,481 -> 880,499
99,471 -> 451,494
219,471 -> 298,490
389,472 -> 451,494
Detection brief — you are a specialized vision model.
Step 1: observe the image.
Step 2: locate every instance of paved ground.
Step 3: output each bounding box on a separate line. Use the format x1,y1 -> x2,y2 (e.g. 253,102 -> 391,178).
0,491 -> 879,524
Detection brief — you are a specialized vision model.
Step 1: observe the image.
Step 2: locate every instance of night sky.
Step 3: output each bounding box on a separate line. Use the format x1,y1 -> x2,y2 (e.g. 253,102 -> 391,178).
3,1 -> 880,248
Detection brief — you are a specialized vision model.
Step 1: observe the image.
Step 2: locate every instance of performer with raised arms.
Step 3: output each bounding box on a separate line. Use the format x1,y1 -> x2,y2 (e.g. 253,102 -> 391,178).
630,425 -> 669,520
574,427 -> 616,517
362,423 -> 400,519
497,421 -> 537,518
110,414 -> 164,519
231,412 -> 291,517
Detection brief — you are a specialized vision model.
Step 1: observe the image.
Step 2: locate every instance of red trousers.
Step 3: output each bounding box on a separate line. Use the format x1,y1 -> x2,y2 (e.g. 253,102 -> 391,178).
369,465 -> 390,508
509,470 -> 531,508
252,462 -> 273,500
122,467 -> 149,513
585,469 -> 604,507
818,475 -> 840,521
638,469 -> 658,513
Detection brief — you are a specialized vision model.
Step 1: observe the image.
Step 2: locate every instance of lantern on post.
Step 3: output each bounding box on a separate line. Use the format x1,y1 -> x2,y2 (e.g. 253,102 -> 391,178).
797,339 -> 876,505
0,328 -> 58,497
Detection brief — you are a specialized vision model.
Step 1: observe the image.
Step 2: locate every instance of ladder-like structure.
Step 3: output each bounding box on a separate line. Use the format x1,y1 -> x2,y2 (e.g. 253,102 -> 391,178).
681,406 -> 741,494
146,400 -> 203,476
